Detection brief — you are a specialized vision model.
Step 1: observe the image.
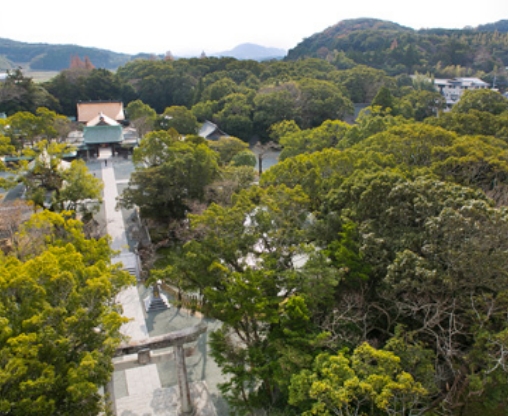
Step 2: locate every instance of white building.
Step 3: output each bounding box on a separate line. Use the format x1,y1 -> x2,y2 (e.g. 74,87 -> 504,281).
434,77 -> 490,109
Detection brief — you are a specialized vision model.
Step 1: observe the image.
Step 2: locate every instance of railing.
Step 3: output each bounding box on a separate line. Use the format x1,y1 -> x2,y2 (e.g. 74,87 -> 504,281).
160,282 -> 204,312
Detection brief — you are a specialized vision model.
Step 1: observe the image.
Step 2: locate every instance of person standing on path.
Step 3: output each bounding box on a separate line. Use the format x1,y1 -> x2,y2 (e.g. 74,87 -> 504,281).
105,159 -> 107,167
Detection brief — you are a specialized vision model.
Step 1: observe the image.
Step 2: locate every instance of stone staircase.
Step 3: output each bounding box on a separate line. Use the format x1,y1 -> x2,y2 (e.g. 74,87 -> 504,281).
113,252 -> 140,280
144,291 -> 171,312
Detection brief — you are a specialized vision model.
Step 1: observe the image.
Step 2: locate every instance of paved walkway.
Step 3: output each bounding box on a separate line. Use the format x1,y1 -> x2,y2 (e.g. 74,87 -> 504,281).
99,151 -> 149,343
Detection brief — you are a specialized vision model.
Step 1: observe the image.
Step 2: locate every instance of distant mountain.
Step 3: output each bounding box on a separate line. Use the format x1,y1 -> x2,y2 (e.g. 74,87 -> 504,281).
0,37 -> 286,71
0,38 -> 132,71
286,18 -> 508,76
0,54 -> 14,71
211,43 -> 286,60
286,18 -> 413,59
477,20 -> 508,33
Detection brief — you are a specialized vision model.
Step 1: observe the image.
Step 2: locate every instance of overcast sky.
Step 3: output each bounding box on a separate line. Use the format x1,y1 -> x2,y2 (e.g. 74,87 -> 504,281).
1,0 -> 506,57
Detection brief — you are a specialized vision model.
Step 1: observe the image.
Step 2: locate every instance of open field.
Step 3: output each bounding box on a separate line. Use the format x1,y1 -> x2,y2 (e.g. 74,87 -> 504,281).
0,60 -> 59,83
25,70 -> 59,83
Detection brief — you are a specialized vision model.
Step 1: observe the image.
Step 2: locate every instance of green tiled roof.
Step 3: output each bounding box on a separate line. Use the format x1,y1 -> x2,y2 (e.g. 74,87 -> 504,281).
83,125 -> 123,144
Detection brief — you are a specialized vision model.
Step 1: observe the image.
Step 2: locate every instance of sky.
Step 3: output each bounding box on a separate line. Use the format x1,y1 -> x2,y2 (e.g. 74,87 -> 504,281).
0,0 -> 507,57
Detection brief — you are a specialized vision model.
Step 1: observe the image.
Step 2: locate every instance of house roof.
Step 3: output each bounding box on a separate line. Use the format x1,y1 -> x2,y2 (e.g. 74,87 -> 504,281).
434,77 -> 489,88
83,125 -> 124,144
454,77 -> 489,87
198,120 -> 228,141
77,101 -> 125,123
434,78 -> 451,86
87,112 -> 120,127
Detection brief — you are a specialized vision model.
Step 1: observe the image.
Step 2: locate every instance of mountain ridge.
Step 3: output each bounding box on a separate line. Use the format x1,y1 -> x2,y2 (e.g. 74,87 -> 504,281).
285,18 -> 508,77
1,18 -> 507,71
0,38 -> 287,71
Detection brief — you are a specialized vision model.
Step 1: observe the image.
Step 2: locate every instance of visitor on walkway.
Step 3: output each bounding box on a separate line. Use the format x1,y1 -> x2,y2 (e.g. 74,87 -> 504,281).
105,159 -> 107,167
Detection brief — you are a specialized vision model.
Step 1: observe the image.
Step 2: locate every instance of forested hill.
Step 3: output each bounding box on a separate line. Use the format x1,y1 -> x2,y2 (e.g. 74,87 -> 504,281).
477,19 -> 508,32
286,18 -> 508,76
0,38 -> 133,71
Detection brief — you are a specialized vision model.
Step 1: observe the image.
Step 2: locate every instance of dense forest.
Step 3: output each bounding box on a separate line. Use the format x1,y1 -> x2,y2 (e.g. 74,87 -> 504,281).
1,17 -> 508,416
111,87 -> 508,416
287,18 -> 508,81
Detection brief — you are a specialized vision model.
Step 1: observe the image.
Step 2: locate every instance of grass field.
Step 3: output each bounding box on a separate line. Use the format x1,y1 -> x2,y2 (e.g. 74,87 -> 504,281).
0,59 -> 59,83
25,70 -> 60,83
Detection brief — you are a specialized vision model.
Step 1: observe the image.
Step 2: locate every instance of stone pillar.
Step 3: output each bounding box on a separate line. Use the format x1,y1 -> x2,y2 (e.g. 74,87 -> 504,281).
138,348 -> 151,365
174,343 -> 193,415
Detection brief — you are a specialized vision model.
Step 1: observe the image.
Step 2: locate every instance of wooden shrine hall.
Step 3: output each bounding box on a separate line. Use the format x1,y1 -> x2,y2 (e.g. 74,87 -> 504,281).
76,101 -> 137,158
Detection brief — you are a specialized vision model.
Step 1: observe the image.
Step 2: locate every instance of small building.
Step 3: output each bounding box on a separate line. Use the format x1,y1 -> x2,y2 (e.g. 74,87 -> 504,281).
198,120 -> 229,141
434,77 -> 490,109
74,102 -> 138,158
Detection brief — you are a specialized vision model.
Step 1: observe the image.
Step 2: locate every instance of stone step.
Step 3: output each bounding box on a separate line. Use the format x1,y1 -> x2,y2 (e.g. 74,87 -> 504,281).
144,293 -> 171,312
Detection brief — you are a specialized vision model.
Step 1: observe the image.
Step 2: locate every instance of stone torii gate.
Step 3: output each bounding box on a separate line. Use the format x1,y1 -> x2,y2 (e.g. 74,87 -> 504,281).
115,322 -> 208,415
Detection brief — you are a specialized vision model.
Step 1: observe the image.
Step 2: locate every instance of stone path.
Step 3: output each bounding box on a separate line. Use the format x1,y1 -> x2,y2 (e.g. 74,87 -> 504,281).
115,381 -> 217,416
97,151 -> 221,415
99,151 -> 148,343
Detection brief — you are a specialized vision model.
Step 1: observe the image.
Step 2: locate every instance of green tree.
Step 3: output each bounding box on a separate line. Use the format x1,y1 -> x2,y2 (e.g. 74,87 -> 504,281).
203,165 -> 256,207
158,105 -> 198,135
125,99 -> 157,137
279,120 -> 351,160
429,134 -> 508,203
289,343 -> 429,416
4,111 -> 40,149
0,69 -> 59,115
82,68 -> 124,101
117,60 -> 195,113
252,83 -> 300,138
356,123 -> 457,167
382,199 -> 508,412
342,106 -> 410,147
319,168 -> 508,412
268,119 -> 301,144
43,68 -> 90,117
119,132 -> 219,220
371,86 -> 395,113
411,72 -> 436,92
331,65 -> 394,103
0,210 -> 133,415
58,159 -> 103,216
174,185 -> 326,412
261,148 -> 367,211
200,77 -> 239,102
399,89 -> 445,121
425,109 -> 508,138
207,136 -> 250,165
297,78 -> 354,128
4,108 -> 72,150
191,100 -> 219,122
35,107 -> 72,143
214,93 -> 254,140
231,150 -> 257,168
452,89 -> 508,115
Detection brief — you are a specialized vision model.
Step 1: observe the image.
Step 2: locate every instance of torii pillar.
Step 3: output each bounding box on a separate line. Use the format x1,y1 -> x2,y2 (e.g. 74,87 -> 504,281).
174,342 -> 193,413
